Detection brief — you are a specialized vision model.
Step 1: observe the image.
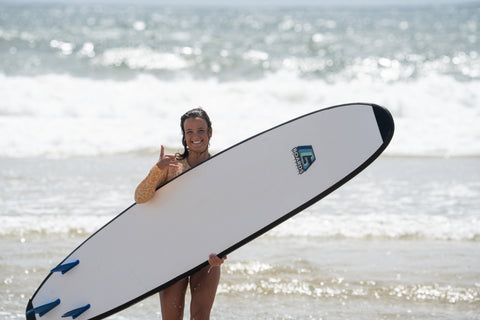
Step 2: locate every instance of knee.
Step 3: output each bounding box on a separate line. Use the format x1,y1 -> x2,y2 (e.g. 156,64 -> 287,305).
191,310 -> 210,320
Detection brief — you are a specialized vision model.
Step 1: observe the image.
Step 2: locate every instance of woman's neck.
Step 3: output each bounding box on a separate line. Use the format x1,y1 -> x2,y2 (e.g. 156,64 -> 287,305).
187,150 -> 210,167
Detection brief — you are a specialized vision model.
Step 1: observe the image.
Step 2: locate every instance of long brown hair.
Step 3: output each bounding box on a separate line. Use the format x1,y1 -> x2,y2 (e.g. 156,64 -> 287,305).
176,108 -> 212,160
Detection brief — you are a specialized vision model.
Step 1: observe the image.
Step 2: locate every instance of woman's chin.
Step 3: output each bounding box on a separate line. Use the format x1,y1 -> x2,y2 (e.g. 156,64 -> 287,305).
189,146 -> 208,154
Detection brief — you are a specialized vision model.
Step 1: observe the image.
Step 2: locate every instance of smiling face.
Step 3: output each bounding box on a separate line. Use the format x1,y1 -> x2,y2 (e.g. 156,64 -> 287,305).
183,117 -> 212,154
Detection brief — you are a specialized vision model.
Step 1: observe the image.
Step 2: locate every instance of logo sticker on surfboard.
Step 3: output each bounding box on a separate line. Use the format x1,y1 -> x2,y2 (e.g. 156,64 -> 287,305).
292,145 -> 316,174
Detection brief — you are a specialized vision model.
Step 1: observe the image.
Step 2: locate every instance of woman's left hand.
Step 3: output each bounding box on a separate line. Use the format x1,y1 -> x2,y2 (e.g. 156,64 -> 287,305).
208,254 -> 227,267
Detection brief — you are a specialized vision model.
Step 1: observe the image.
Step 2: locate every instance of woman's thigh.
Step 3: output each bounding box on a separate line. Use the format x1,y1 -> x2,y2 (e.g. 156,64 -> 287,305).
160,277 -> 189,320
189,265 -> 221,320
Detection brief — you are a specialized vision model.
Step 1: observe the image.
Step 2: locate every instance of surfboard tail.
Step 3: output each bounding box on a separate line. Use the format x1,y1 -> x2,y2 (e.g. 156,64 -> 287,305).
26,299 -> 36,320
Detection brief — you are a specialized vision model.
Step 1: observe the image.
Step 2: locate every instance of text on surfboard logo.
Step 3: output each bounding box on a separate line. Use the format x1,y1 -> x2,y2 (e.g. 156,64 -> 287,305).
292,145 -> 316,174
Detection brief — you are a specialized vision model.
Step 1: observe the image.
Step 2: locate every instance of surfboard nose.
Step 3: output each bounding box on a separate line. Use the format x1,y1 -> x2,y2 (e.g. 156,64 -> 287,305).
372,104 -> 395,144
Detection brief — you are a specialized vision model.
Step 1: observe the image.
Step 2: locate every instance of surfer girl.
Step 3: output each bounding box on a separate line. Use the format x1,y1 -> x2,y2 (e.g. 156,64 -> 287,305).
135,108 -> 226,320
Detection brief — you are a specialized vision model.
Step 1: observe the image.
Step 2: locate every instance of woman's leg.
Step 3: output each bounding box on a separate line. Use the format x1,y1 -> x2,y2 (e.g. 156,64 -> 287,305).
160,277 -> 189,320
189,265 -> 221,320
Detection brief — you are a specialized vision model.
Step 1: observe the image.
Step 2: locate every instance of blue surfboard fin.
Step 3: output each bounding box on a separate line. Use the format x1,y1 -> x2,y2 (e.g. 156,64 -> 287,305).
26,299 -> 60,317
62,304 -> 90,319
51,260 -> 79,274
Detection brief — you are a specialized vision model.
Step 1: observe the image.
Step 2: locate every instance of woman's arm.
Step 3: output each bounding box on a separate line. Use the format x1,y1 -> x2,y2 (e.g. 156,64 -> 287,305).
135,146 -> 182,203
134,165 -> 167,204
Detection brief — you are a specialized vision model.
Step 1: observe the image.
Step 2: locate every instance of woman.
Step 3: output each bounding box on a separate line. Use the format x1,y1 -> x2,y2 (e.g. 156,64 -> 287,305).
135,108 -> 226,320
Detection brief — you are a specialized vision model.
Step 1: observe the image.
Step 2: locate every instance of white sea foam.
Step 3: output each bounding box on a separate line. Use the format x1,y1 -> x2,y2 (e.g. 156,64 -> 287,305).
1,211 -> 478,241
266,212 -> 480,241
0,215 -> 109,237
94,47 -> 191,71
218,279 -> 480,303
1,72 -> 479,158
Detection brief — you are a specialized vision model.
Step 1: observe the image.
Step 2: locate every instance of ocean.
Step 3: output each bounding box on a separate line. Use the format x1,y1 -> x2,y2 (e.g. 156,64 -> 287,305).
1,2 -> 479,319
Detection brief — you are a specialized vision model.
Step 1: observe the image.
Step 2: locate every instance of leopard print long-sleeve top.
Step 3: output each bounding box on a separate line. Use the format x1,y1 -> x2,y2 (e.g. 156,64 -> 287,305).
134,157 -> 190,204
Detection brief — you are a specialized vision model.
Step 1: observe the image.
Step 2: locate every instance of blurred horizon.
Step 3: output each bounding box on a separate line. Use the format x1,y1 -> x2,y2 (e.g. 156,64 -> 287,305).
2,0 -> 479,6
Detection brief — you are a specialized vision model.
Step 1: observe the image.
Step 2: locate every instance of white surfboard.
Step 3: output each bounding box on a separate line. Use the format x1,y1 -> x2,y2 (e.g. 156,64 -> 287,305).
27,103 -> 394,320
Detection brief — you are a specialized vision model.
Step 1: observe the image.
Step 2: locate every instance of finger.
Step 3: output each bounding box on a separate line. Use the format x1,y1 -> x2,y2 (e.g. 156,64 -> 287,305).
159,145 -> 164,160
162,154 -> 176,160
208,254 -> 225,266
162,155 -> 178,164
208,254 -> 216,265
209,259 -> 220,266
